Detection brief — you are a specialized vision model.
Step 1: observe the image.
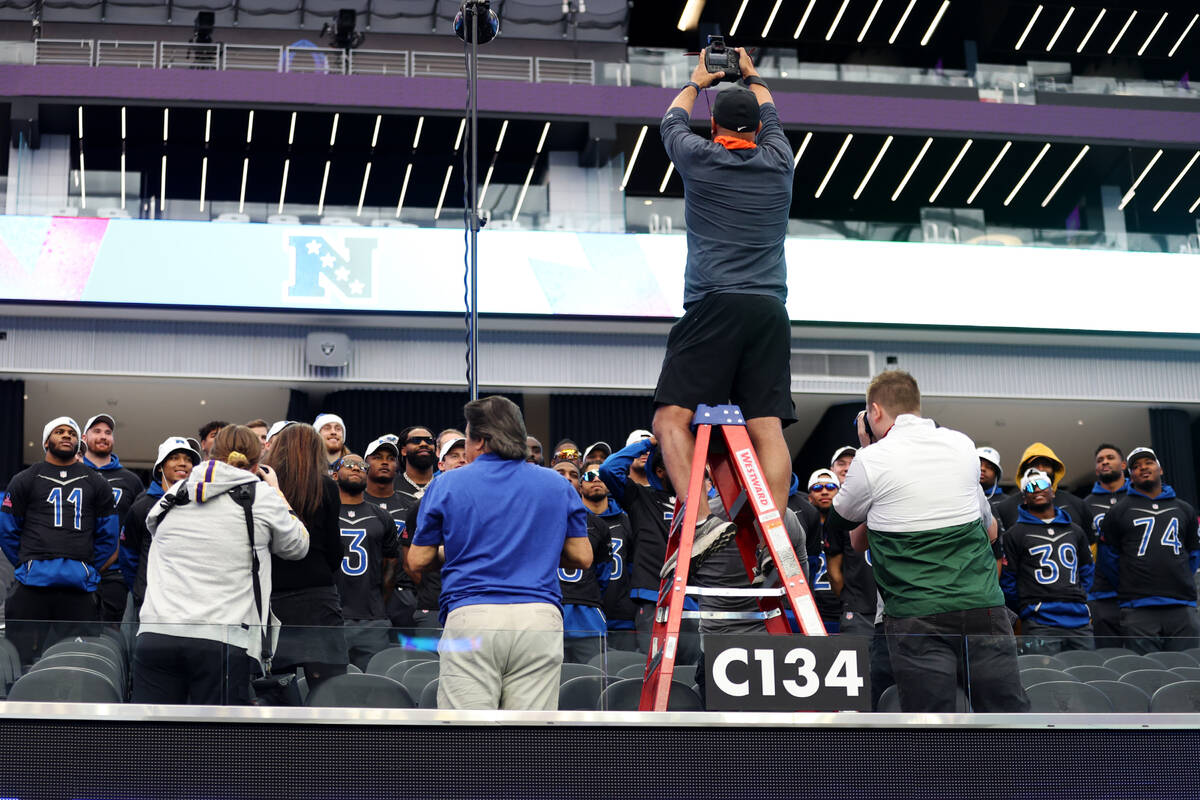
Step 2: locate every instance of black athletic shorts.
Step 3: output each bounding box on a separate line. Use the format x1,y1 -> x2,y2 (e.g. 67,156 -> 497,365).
653,292 -> 796,425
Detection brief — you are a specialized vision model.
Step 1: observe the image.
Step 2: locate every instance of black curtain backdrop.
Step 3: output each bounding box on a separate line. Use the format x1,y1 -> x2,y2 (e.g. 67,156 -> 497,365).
0,379 -> 24,489
1150,407 -> 1198,510
319,389 -> 524,455
286,389 -> 314,426
548,394 -> 655,454
791,401 -> 862,481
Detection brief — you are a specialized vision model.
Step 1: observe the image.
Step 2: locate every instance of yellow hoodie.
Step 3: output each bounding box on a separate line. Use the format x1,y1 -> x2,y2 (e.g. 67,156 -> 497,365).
1016,442 -> 1066,491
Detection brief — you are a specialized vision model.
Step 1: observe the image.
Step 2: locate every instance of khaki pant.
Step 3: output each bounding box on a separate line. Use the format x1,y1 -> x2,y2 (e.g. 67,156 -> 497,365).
437,602 -> 563,710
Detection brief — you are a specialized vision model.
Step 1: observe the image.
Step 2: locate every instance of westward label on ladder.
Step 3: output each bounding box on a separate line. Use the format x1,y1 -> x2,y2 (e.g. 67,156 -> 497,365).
705,634 -> 871,712
734,448 -> 779,522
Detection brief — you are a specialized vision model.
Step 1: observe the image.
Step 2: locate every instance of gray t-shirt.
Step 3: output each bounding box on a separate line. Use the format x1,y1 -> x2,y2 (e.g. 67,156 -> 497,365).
660,101 -> 794,306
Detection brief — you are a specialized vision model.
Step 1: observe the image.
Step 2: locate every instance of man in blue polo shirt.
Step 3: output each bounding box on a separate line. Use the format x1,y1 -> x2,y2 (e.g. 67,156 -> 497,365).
407,395 -> 592,710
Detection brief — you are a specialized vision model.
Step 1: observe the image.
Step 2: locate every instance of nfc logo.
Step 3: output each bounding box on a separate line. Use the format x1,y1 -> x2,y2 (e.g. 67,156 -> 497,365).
286,235 -> 378,301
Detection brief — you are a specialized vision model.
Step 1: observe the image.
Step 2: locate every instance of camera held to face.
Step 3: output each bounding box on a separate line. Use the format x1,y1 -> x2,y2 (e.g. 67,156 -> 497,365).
704,36 -> 741,83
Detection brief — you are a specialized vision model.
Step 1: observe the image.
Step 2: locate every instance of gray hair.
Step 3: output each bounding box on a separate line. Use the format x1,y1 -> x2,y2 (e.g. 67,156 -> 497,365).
463,395 -> 528,460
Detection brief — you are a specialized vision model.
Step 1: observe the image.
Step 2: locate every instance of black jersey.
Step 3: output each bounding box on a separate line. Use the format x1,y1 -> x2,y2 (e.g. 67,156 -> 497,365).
825,525 -> 877,617
364,489 -> 418,592
1,461 -> 118,564
1083,482 -> 1128,598
996,489 -> 1090,532
1000,507 -> 1093,627
336,500 -> 400,621
85,458 -> 144,525
559,511 -> 612,610
119,485 -> 164,605
395,472 -> 431,506
619,480 -> 676,598
403,499 -> 441,611
792,495 -> 840,623
1099,486 -> 1199,607
596,504 -> 636,625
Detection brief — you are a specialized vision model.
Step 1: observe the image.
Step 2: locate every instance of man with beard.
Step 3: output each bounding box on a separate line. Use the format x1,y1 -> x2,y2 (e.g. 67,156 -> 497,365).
397,426 -> 437,502
333,454 -> 400,670
580,466 -> 636,650
804,467 -> 844,633
361,435 -> 417,629
314,414 -> 349,469
119,436 -> 200,610
401,435 -> 469,629
552,454 -> 612,664
1000,469 -> 1094,653
1099,447 -> 1200,653
1084,443 -> 1128,647
0,417 -> 118,663
526,436 -> 544,466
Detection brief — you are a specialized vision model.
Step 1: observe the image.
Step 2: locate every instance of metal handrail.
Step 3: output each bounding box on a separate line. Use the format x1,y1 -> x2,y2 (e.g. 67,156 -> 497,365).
222,43 -> 283,72
95,39 -> 157,68
32,38 -> 94,66
284,46 -> 346,75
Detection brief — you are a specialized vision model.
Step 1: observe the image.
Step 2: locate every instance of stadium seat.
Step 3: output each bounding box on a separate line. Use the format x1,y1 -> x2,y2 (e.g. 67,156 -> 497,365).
617,663 -> 647,680
346,664 -> 362,674
32,652 -> 124,691
1094,646 -> 1139,659
1054,650 -> 1106,667
587,650 -> 645,675
1119,669 -> 1181,697
305,673 -> 415,708
560,662 -> 603,684
1025,681 -> 1113,713
1183,647 -> 1200,663
365,646 -> 437,677
558,675 -> 615,711
1086,680 -> 1150,712
1103,655 -> 1159,674
1145,651 -> 1198,669
1017,654 -> 1067,670
1149,681 -> 1200,713
398,660 -> 440,699
1169,666 -> 1200,681
42,640 -> 126,675
1064,665 -> 1121,682
877,685 -> 971,712
8,667 -> 122,703
597,678 -> 703,711
1019,668 -> 1076,688
419,679 -> 439,709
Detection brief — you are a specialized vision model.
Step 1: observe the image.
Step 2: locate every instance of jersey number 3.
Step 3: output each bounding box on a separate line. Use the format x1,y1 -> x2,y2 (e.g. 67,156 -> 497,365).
340,529 -> 369,576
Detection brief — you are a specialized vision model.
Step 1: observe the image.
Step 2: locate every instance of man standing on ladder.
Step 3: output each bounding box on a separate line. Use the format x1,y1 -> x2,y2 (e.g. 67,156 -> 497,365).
653,47 -> 796,547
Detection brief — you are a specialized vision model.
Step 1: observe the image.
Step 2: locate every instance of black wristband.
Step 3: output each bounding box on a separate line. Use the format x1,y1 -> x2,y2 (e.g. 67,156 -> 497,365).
743,75 -> 768,89
682,81 -> 701,93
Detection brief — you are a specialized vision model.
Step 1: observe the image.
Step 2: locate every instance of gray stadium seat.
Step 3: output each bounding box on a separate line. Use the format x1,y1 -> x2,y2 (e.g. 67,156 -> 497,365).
41,641 -> 127,680
558,675 -> 616,711
346,663 -> 362,674
587,649 -> 646,675
1019,668 -> 1076,688
398,660 -> 441,699
1146,651 -> 1199,669
1087,680 -> 1149,712
597,678 -> 703,711
877,684 -> 971,712
8,666 -> 122,703
1183,647 -> 1200,663
419,678 -> 439,709
1104,654 -> 1159,674
365,646 -> 437,677
1169,666 -> 1200,681
32,652 -> 123,691
1017,654 -> 1067,670
560,662 -> 603,684
617,662 -> 647,680
1064,665 -> 1120,682
1094,647 -> 1139,660
305,673 -> 415,708
1119,669 -> 1182,697
1025,681 -> 1113,713
1149,681 -> 1200,712
1054,649 -> 1105,667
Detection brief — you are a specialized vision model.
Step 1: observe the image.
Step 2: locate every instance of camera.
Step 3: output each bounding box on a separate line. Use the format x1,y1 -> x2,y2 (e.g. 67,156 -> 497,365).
703,35 -> 741,83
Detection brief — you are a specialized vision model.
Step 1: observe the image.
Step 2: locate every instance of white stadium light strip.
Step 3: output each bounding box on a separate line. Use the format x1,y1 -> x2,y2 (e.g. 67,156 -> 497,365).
928,138 -> 972,203
370,115 -> 382,149
317,160 -> 331,215
1169,14 -> 1198,58
162,108 -> 168,142
79,152 -> 86,209
204,109 -> 211,143
889,0 -> 918,43
513,164 -> 536,221
858,0 -> 884,42
287,112 -> 297,146
816,133 -> 853,198
120,153 -> 126,209
412,116 -> 425,149
1041,145 -> 1089,207
1108,10 -> 1137,54
1119,149 -> 1163,210
794,0 -> 817,38
357,162 -> 372,215
495,119 -> 509,153
434,164 -> 453,220
277,159 -> 290,214
536,122 -> 551,153
853,135 -> 893,200
793,131 -> 813,168
1138,12 -> 1168,56
827,0 -> 851,41
77,106 -> 84,140
238,157 -> 249,213
454,118 -> 466,151
730,0 -> 749,36
677,0 -> 705,31
1077,7 -> 1105,52
120,106 -> 126,140
762,0 -> 783,37
1015,5 -> 1043,50
620,125 -> 649,191
479,164 -> 496,208
891,137 -> 933,201
967,141 -> 1011,204
1190,193 -> 1200,214
920,0 -> 950,47
1004,143 -> 1050,206
395,163 -> 413,217
1046,6 -> 1074,51
659,162 -> 676,193
1153,151 -> 1199,212
329,113 -> 340,147
199,156 -> 208,212
246,110 -> 255,143
159,155 -> 166,211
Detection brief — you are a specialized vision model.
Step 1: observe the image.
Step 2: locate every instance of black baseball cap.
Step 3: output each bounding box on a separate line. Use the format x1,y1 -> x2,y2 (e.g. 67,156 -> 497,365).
712,87 -> 760,134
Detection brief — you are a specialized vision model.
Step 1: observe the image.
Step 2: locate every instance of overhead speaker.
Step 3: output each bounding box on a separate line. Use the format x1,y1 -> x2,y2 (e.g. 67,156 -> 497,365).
306,332 -> 351,367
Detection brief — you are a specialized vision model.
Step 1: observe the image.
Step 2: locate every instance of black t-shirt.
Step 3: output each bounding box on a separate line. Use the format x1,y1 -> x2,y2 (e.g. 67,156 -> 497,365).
621,480 -> 677,596
121,488 -> 162,606
402,498 -> 441,611
89,463 -> 144,526
271,476 -> 342,591
1084,485 -> 1127,596
599,508 -> 636,624
336,500 -> 400,621
825,525 -> 877,617
790,495 -> 840,622
560,511 -> 612,610
1100,490 -> 1199,606
3,461 -> 116,564
364,488 -> 418,592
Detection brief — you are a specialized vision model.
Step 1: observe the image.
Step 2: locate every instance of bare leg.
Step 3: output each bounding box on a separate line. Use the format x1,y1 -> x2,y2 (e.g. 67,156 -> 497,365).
746,416 -> 790,515
652,404 -> 700,508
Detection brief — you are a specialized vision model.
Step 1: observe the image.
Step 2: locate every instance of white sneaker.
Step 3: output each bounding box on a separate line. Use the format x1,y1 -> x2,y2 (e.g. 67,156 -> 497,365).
659,516 -> 738,579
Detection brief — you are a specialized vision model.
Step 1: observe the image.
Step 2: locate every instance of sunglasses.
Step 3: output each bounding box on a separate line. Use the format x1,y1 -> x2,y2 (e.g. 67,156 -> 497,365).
1022,477 -> 1052,493
582,469 -> 602,482
555,448 -> 582,461
407,436 -> 435,445
809,483 -> 838,492
334,458 -> 368,472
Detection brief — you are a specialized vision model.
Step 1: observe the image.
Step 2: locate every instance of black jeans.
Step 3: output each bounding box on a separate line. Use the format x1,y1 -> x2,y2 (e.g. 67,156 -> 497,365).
131,633 -> 253,705
1088,597 -> 1122,649
885,606 -> 1030,713
1119,605 -> 1200,654
6,583 -> 99,665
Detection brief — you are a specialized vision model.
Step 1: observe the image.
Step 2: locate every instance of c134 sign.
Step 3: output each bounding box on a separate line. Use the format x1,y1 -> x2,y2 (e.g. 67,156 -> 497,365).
705,634 -> 871,712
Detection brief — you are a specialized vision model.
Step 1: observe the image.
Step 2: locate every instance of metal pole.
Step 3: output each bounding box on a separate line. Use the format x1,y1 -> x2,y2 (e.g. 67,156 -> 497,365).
467,5 -> 480,402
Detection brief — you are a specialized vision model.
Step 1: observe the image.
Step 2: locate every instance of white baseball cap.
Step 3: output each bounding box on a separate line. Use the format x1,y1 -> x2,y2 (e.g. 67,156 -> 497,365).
153,436 -> 202,479
266,420 -> 295,441
830,445 -> 857,466
438,436 -> 466,462
364,434 -> 400,459
313,413 -> 346,437
626,429 -> 652,446
83,413 -> 116,434
1127,447 -> 1158,468
807,469 -> 840,489
42,416 -> 81,449
976,447 -> 1003,480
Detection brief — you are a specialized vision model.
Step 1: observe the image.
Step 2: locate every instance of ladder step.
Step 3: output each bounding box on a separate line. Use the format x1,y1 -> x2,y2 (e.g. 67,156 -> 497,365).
684,586 -> 785,598
681,609 -> 784,621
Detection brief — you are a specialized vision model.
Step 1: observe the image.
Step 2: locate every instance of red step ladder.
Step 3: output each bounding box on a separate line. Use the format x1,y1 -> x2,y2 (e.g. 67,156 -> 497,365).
639,404 -> 827,711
